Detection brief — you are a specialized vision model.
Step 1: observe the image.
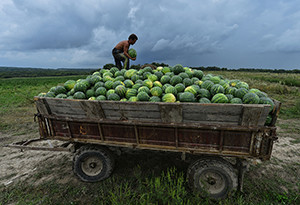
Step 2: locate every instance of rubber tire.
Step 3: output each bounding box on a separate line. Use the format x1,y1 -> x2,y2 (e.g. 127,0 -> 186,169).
73,145 -> 115,182
187,157 -> 237,199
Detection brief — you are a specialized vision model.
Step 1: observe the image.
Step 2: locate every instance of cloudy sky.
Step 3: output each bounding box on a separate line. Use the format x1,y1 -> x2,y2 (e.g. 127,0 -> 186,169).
1,0 -> 300,69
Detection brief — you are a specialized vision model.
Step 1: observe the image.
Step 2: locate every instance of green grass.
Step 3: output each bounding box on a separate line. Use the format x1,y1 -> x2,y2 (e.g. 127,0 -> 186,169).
0,71 -> 299,204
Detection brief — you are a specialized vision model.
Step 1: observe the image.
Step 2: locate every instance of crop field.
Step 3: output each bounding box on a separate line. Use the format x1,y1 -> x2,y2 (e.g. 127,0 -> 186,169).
0,70 -> 299,204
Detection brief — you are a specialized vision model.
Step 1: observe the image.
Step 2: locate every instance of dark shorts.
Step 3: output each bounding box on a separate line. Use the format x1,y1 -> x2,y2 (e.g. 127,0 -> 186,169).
112,48 -> 129,69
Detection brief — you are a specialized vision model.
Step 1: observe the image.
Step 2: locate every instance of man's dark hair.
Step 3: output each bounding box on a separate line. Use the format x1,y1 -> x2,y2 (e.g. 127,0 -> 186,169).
128,34 -> 138,40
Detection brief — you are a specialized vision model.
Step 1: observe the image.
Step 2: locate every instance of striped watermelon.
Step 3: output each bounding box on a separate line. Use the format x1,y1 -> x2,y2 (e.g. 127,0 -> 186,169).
108,93 -> 120,101
170,75 -> 183,86
125,89 -> 137,99
137,91 -> 150,101
210,84 -> 225,96
230,98 -> 242,104
115,85 -> 127,98
243,93 -> 260,104
179,92 -> 196,102
199,97 -> 211,103
211,93 -> 228,103
201,80 -> 214,90
235,88 -> 248,99
162,93 -> 176,102
150,87 -> 163,97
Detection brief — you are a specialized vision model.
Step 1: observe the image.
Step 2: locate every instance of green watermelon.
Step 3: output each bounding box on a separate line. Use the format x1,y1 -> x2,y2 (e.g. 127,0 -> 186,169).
193,70 -> 204,79
198,89 -> 211,99
124,69 -> 137,79
199,97 -> 211,103
108,93 -> 120,101
96,95 -> 106,101
110,67 -> 119,74
88,97 -> 96,100
260,97 -> 275,112
173,64 -> 185,74
225,94 -> 234,101
95,87 -> 107,96
64,80 -> 76,91
162,67 -> 171,74
104,80 -> 114,90
210,84 -> 225,96
150,87 -> 163,97
123,80 -> 134,88
55,94 -> 67,99
211,93 -> 228,103
55,86 -> 67,95
125,89 -> 138,99
226,87 -> 237,96
148,74 -> 158,82
153,81 -> 163,88
115,85 -> 127,98
73,91 -> 86,99
243,93 -> 260,104
106,89 -> 115,97
143,79 -> 153,89
236,82 -> 249,90
112,81 -> 124,89
149,96 -> 161,102
230,98 -> 243,104
160,75 -> 171,84
94,81 -> 105,90
170,75 -> 183,86
86,88 -> 95,98
45,92 -> 55,98
210,76 -> 221,84
162,93 -> 176,102
201,80 -> 214,90
165,86 -> 177,95
138,86 -> 151,95
132,83 -> 143,90
179,92 -> 196,102
131,74 -> 140,82
235,88 -> 248,99
184,86 -> 197,96
128,48 -> 137,58
128,96 -> 138,102
154,71 -> 163,80
183,78 -> 193,87
175,83 -> 185,93
179,72 -> 189,79
137,91 -> 150,101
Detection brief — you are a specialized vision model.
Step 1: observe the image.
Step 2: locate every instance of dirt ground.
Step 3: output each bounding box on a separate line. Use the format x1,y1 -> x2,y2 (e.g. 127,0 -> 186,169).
0,119 -> 299,191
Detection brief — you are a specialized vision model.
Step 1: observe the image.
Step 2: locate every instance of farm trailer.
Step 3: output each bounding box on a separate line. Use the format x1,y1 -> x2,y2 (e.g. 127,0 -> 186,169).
8,97 -> 281,199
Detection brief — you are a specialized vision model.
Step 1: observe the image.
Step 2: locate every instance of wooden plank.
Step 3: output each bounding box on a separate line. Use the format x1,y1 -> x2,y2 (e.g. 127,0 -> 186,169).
182,104 -> 243,115
159,104 -> 183,123
103,110 -> 161,120
183,113 -> 240,122
100,101 -> 159,111
240,105 -> 264,126
257,106 -> 271,126
35,98 -> 50,115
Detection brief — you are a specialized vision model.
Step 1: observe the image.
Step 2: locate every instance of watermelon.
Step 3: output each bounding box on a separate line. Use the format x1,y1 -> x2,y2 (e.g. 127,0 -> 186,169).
114,71 -> 123,77
210,76 -> 221,84
175,83 -> 185,93
179,72 -> 189,79
64,80 -> 76,91
73,91 -> 86,99
183,78 -> 193,87
108,93 -> 120,101
149,96 -> 161,102
173,64 -> 185,74
235,88 -> 248,99
112,81 -> 123,89
236,82 -> 249,90
115,85 -> 127,98
179,92 -> 196,102
88,97 -> 96,101
160,75 -> 171,84
103,75 -> 114,82
211,93 -> 228,103
86,88 -> 95,98
184,86 -> 197,96
50,86 -> 56,93
128,96 -> 138,102
154,71 -> 163,80
193,70 -> 204,79
94,82 -> 104,90
37,93 -> 46,97
138,86 -> 151,95
128,48 -> 137,58
225,94 -> 234,101
243,93 -> 260,104
55,86 -> 67,95
201,80 -> 214,90
230,98 -> 243,104
150,87 -> 163,97
148,74 -> 158,82
170,75 -> 183,86
185,70 -> 193,78
103,72 -> 114,78
124,69 -> 137,79
162,93 -> 176,102
104,80 -> 114,90
89,75 -> 102,85
95,87 -> 107,96
226,87 -> 237,96
199,98 -> 211,103
165,86 -> 177,95
137,91 -> 150,101
45,92 -> 55,98
55,94 -> 67,99
123,80 -> 134,88
74,82 -> 88,93
143,79 -> 153,89
162,67 -> 171,74
131,74 -> 140,82
106,89 -> 115,97
198,89 -> 211,99
110,67 -> 119,74
153,81 -> 163,88
114,76 -> 125,82
96,95 -> 106,101
260,97 -> 275,112
125,89 -> 138,99
120,98 -> 127,102
132,83 -> 143,90
210,84 -> 225,96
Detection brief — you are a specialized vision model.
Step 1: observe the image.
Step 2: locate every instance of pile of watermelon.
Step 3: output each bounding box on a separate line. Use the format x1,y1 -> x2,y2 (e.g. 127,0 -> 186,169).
38,64 -> 275,122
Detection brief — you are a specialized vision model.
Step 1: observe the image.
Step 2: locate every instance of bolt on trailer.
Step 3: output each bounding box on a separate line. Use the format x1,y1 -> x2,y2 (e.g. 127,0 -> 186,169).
7,96 -> 281,199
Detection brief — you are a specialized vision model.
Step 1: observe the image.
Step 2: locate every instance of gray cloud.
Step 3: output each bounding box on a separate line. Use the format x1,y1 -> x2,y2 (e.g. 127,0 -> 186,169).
1,0 -> 300,69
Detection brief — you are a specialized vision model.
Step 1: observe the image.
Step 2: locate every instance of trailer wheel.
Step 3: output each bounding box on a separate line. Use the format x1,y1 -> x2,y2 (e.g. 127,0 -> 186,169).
73,145 -> 115,182
187,158 -> 237,199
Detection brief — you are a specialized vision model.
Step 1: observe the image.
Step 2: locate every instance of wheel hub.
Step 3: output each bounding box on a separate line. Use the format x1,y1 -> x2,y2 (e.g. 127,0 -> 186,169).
199,170 -> 226,195
81,156 -> 103,176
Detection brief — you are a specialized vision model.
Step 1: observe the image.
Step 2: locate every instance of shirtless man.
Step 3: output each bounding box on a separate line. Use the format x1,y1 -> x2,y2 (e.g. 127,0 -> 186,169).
112,34 -> 138,70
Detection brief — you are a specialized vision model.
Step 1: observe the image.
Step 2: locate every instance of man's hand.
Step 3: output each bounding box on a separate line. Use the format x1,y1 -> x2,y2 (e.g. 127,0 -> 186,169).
131,57 -> 136,61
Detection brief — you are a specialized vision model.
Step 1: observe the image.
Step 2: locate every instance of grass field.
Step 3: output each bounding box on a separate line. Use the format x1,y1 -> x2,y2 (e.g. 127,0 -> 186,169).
0,71 -> 299,204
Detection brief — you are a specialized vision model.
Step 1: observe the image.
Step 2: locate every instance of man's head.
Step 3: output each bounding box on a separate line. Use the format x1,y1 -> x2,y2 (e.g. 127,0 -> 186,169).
128,33 -> 138,45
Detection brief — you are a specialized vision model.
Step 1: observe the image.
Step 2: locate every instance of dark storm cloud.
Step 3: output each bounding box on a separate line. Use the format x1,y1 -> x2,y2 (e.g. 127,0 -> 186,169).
1,0 -> 300,69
